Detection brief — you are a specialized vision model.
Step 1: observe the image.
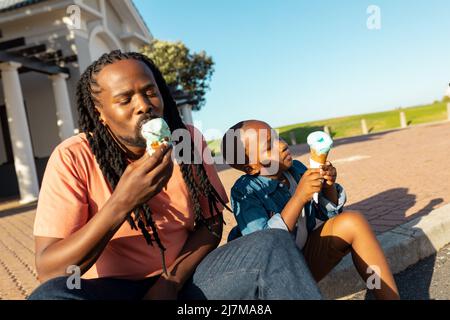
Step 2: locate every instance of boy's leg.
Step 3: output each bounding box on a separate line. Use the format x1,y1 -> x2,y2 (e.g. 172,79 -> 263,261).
178,228 -> 322,300
303,211 -> 399,299
28,275 -> 159,300
302,217 -> 350,282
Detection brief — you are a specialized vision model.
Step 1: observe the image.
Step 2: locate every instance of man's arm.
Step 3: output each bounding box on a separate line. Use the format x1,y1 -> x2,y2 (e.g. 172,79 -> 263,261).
35,195 -> 130,283
143,215 -> 223,299
35,146 -> 173,283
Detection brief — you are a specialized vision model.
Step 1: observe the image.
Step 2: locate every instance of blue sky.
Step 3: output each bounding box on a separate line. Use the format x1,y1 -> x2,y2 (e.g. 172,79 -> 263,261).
134,0 -> 450,140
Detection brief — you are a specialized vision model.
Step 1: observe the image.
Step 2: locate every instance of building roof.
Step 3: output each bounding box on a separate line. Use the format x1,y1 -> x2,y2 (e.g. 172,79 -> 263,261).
0,1 -> 152,42
0,0 -> 47,13
129,0 -> 152,40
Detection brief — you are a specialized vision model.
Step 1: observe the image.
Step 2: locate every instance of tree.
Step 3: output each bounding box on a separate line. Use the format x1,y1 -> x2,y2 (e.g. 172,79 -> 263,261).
141,39 -> 214,111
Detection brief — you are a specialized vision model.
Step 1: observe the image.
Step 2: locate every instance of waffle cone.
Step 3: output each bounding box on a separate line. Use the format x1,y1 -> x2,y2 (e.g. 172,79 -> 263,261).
310,148 -> 328,164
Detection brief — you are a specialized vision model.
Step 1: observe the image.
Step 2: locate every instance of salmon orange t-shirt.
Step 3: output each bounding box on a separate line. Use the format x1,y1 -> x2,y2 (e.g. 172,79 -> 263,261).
33,127 -> 228,280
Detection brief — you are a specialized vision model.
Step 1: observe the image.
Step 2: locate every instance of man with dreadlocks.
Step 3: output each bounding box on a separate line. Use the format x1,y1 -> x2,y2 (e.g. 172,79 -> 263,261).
28,50 -> 321,300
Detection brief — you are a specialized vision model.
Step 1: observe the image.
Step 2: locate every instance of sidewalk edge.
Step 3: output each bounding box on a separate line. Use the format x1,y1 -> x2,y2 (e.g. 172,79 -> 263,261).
317,203 -> 450,299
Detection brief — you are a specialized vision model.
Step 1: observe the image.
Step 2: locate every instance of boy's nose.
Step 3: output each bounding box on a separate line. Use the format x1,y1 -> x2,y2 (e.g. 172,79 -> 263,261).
279,138 -> 288,150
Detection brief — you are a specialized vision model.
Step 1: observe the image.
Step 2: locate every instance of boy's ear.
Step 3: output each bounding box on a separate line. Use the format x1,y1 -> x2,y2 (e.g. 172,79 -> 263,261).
244,164 -> 260,175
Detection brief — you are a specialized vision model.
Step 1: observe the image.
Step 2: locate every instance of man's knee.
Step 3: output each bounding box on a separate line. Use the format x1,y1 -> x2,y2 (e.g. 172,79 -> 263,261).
247,228 -> 294,251
28,276 -> 74,300
249,231 -> 322,299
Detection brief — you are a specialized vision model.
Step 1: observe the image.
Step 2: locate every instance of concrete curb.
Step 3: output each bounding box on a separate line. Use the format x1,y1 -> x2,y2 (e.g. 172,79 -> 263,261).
318,203 -> 450,299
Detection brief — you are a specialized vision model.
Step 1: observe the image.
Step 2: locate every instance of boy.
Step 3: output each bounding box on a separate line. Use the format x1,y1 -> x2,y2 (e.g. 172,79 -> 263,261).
221,120 -> 399,300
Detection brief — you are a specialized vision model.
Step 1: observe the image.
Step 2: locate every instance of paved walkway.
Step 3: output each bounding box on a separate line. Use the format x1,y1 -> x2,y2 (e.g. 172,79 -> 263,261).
1,121 -> 449,299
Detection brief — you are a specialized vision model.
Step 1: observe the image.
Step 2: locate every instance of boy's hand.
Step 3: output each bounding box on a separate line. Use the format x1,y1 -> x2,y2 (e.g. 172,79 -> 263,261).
320,161 -> 337,188
295,169 -> 323,204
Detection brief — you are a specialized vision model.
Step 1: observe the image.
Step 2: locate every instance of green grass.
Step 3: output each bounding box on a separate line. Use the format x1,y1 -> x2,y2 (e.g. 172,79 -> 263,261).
207,139 -> 221,157
207,101 -> 449,155
277,101 -> 448,144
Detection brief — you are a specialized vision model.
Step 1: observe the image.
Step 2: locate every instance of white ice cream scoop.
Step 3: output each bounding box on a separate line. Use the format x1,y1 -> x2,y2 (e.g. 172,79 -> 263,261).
307,131 -> 333,155
140,118 -> 172,156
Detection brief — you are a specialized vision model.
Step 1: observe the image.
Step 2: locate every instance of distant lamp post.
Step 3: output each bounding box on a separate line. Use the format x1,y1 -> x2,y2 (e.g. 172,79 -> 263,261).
361,119 -> 369,135
289,131 -> 297,146
169,84 -> 197,125
446,84 -> 450,121
399,108 -> 407,128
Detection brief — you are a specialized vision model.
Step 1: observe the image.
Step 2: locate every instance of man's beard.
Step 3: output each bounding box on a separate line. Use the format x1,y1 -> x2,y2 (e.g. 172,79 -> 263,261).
119,133 -> 146,148
119,113 -> 155,148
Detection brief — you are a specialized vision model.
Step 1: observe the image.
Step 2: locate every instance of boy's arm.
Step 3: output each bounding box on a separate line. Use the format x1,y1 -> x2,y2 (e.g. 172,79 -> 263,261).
321,184 -> 338,205
281,169 -> 324,231
280,192 -> 308,232
232,169 -> 323,235
318,183 -> 347,217
232,188 -> 289,235
318,162 -> 346,217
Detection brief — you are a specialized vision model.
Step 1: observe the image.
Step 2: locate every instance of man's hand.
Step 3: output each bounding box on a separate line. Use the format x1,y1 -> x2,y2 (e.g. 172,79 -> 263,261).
34,144 -> 174,283
320,161 -> 337,188
295,168 -> 323,204
112,143 -> 174,213
143,275 -> 179,300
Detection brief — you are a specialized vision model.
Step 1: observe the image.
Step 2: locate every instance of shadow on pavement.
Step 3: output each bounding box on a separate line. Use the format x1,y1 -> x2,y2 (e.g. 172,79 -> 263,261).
0,201 -> 37,219
345,187 -> 443,300
346,188 -> 443,226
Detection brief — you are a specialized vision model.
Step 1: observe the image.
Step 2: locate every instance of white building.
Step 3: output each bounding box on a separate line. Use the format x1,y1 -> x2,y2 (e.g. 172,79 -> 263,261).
0,0 -> 194,203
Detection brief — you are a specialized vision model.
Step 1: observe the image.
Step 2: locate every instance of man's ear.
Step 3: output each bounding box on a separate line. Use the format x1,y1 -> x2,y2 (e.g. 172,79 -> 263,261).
244,164 -> 260,176
94,105 -> 106,125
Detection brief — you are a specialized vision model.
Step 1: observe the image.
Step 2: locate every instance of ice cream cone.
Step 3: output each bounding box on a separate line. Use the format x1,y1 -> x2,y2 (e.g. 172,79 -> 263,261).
310,147 -> 329,166
141,118 -> 172,156
306,131 -> 333,203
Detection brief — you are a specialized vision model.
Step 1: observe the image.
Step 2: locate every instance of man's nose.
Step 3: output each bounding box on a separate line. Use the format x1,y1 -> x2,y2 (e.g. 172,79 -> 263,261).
135,94 -> 152,114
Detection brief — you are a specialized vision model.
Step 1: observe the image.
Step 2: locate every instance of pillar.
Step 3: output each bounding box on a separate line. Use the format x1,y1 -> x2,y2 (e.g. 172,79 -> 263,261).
0,61 -> 39,203
49,73 -> 76,141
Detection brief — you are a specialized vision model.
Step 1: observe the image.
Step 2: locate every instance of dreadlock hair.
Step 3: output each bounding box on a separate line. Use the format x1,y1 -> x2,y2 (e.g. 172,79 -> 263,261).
76,50 -> 230,275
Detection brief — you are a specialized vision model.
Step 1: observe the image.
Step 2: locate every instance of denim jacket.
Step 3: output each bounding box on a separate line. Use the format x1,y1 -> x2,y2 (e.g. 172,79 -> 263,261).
228,160 -> 346,242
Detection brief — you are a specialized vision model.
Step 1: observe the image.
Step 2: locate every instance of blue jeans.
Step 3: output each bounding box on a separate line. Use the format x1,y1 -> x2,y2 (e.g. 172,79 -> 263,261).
28,229 -> 322,300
